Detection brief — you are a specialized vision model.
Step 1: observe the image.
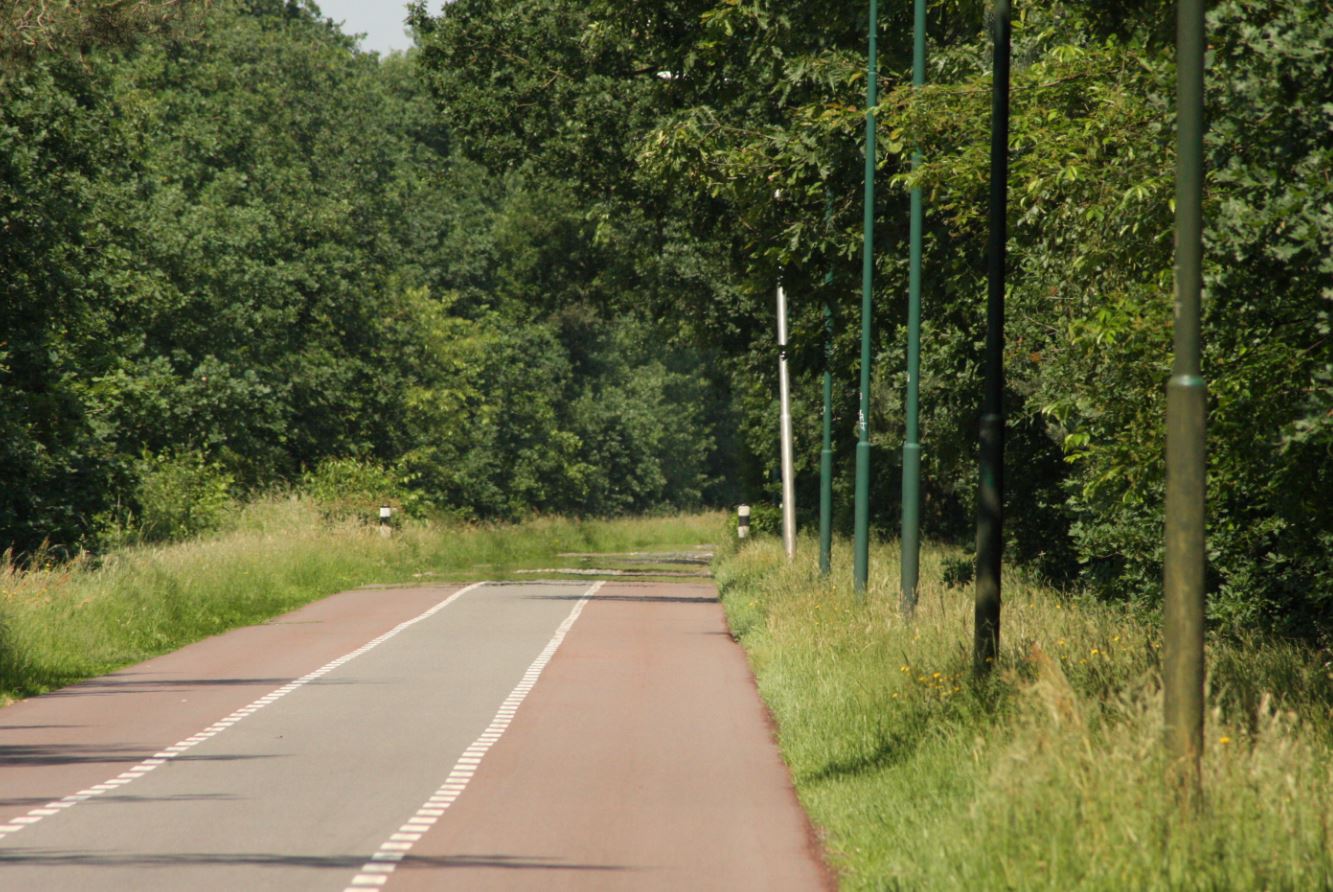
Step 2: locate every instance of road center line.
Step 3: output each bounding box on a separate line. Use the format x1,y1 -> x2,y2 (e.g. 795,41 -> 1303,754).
342,580 -> 603,892
0,581 -> 488,845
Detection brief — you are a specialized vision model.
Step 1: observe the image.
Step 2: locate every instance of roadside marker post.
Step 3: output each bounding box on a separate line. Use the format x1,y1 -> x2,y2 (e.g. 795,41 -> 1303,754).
737,505 -> 751,540
772,189 -> 796,561
379,505 -> 392,538
777,280 -> 797,561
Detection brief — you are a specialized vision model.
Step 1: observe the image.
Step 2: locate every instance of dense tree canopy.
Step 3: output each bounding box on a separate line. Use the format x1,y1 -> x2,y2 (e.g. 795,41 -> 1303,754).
2,0 -> 1328,634
1,0 -> 727,554
411,0 -> 1330,633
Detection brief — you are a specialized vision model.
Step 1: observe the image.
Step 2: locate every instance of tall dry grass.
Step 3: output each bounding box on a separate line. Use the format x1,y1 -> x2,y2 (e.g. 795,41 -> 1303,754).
716,535 -> 1333,890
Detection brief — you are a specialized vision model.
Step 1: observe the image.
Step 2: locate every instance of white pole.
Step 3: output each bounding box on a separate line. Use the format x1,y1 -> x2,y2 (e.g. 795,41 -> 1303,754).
777,283 -> 796,560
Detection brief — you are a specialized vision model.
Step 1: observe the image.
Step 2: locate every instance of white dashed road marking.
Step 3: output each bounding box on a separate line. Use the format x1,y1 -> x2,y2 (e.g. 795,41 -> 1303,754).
0,581 -> 488,844
342,580 -> 603,892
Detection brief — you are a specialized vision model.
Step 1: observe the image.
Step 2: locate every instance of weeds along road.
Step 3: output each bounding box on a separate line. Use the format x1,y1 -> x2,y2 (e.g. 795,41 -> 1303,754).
0,579 -> 830,891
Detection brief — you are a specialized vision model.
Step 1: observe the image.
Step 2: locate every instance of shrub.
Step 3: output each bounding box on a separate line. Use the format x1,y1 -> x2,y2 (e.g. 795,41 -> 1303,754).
135,451 -> 234,543
745,502 -> 782,537
300,457 -> 407,523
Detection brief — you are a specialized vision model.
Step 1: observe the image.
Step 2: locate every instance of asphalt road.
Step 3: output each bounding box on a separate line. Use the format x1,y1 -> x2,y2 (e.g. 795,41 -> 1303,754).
0,579 -> 831,890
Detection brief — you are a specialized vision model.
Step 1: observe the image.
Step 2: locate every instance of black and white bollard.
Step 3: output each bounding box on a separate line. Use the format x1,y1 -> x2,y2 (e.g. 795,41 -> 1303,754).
737,504 -> 751,540
379,505 -> 392,538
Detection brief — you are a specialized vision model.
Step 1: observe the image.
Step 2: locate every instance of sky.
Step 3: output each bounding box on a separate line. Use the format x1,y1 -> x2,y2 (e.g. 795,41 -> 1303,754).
315,1 -> 444,55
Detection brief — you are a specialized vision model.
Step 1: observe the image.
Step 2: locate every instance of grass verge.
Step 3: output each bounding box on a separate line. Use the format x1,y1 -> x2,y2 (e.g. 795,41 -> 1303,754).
0,497 -> 723,703
715,535 -> 1333,890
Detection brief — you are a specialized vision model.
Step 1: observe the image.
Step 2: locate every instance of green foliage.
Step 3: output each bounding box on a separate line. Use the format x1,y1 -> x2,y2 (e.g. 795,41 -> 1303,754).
5,0 -> 1328,638
405,0 -> 741,518
566,336 -> 718,515
941,2 -> 1333,628
450,0 -> 1330,634
300,458 -> 406,523
745,503 -> 783,538
405,320 -> 584,519
2,0 -> 727,558
1,54 -> 137,552
0,0 -> 205,68
1194,0 -> 1333,629
134,451 -> 234,543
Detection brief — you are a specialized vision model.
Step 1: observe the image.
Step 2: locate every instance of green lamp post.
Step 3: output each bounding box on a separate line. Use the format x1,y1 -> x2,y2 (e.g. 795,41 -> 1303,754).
899,0 -> 926,617
853,0 -> 878,596
1164,0 -> 1207,798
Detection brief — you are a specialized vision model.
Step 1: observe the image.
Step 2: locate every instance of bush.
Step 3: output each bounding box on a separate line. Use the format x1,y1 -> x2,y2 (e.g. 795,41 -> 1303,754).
135,451 -> 234,543
300,457 -> 407,523
745,502 -> 782,537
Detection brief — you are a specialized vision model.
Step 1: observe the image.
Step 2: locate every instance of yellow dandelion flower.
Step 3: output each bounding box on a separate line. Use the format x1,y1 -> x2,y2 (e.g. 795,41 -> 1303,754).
1219,736 -> 1232,746
1090,648 -> 1100,656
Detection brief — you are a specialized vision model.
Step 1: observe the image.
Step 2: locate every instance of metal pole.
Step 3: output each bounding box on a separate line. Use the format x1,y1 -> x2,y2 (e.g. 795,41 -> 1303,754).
1164,0 -> 1206,798
778,282 -> 797,560
900,0 -> 926,617
974,0 -> 1009,674
820,198 -> 835,577
853,0 -> 878,596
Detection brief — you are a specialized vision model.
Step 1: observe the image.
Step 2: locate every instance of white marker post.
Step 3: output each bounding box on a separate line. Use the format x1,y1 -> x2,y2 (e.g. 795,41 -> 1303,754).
773,188 -> 796,562
379,505 -> 391,538
737,505 -> 751,540
777,283 -> 796,561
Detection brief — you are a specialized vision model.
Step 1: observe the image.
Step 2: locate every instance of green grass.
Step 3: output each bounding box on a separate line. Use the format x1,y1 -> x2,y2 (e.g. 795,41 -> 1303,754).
715,535 -> 1333,891
0,496 -> 724,703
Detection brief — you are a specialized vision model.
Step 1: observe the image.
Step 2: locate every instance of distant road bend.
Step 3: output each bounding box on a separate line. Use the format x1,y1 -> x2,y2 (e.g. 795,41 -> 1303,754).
0,578 -> 831,890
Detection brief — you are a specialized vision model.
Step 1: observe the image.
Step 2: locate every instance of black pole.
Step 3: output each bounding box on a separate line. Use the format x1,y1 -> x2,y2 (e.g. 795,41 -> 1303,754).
974,0 -> 1010,675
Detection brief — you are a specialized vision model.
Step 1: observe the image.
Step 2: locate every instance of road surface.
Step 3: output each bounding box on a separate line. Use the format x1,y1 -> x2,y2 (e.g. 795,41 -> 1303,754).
0,579 -> 831,890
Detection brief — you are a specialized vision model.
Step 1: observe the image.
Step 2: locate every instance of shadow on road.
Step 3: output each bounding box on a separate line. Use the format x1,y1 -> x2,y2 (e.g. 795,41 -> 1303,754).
39,675 -> 294,698
398,853 -> 634,872
523,592 -> 718,605
0,849 -> 633,874
1,792 -> 239,809
0,741 -> 281,768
